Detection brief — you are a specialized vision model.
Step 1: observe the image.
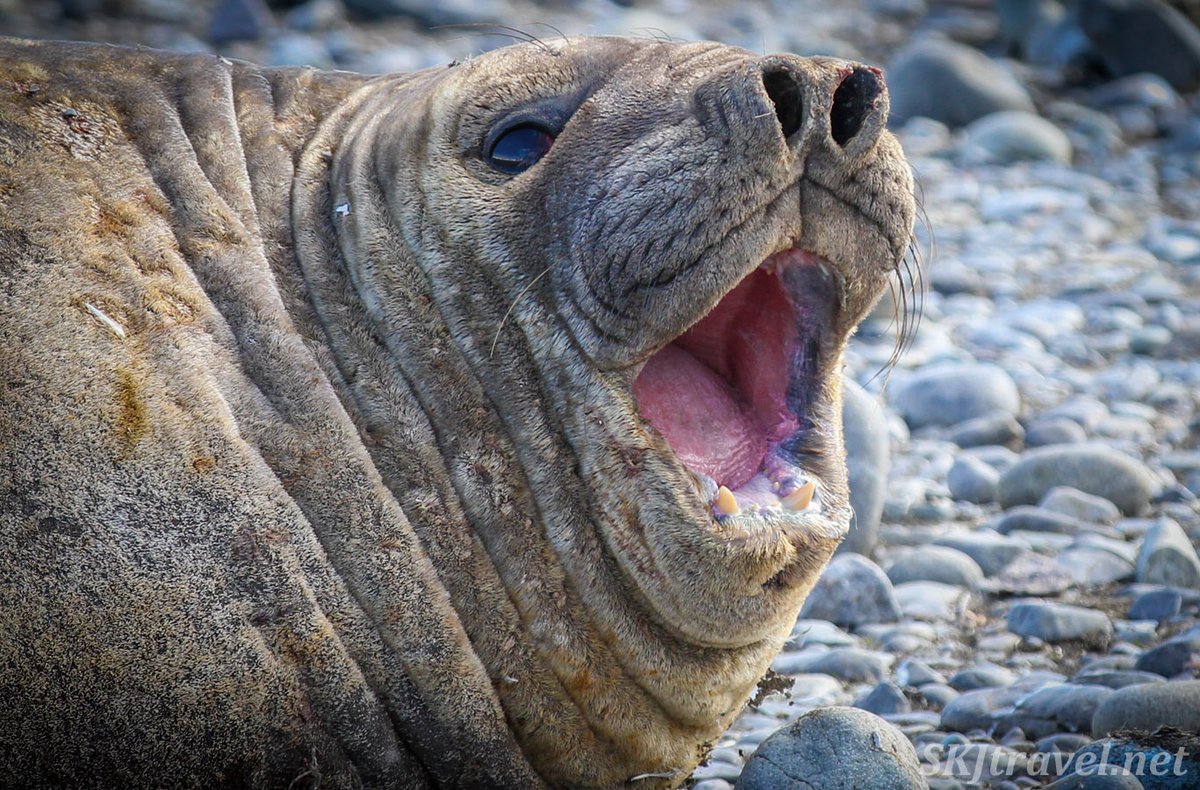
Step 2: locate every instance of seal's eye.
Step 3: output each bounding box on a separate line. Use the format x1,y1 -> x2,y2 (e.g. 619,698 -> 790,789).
486,124 -> 555,174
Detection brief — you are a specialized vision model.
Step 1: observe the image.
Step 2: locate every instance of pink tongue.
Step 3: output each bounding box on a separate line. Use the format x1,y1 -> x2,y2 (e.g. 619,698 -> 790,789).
633,344 -> 767,489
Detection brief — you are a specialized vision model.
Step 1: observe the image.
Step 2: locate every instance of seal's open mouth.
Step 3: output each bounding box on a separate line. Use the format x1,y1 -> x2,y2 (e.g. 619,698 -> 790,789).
633,248 -> 839,522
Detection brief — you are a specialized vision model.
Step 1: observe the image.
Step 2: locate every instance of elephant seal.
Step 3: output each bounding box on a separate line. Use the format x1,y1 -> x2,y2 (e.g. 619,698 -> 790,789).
0,34 -> 914,788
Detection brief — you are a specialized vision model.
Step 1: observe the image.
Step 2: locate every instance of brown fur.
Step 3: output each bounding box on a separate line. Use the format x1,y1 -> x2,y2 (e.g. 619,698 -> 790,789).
0,36 -> 913,788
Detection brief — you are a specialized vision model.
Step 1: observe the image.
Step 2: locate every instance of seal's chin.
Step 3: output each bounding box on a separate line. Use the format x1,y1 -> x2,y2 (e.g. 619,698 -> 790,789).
634,248 -> 838,525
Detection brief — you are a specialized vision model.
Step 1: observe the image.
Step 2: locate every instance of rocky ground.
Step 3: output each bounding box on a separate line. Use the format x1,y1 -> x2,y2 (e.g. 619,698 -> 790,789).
5,0 -> 1200,788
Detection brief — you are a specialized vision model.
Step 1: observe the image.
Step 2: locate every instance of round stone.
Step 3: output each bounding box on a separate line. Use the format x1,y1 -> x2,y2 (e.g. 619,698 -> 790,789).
947,455 -> 1001,504
890,363 -> 1021,431
998,444 -> 1157,516
799,553 -> 902,627
888,39 -> 1036,128
1091,680 -> 1200,737
962,110 -> 1074,164
736,707 -> 926,790
1007,602 -> 1114,645
887,545 -> 985,588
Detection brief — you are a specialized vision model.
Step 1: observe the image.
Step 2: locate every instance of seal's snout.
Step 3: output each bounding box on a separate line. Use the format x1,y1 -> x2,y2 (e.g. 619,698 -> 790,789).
756,57 -> 889,153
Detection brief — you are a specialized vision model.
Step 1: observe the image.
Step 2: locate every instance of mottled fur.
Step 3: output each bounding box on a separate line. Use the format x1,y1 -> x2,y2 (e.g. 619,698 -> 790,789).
0,36 -> 913,788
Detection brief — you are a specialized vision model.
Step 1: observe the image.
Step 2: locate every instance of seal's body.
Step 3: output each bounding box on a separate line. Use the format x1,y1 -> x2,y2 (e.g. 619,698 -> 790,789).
0,36 -> 914,788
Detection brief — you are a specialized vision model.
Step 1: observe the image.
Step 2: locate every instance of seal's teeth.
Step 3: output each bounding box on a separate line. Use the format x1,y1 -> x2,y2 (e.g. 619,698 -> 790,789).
782,481 -> 816,512
714,485 -> 740,516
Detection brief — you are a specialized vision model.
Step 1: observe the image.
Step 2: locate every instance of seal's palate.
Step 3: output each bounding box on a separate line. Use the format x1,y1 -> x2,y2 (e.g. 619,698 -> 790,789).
0,34 -> 914,788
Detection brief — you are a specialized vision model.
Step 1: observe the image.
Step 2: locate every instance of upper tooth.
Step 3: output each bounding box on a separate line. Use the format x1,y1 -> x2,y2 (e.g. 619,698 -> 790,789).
714,485 -> 740,516
783,481 -> 816,511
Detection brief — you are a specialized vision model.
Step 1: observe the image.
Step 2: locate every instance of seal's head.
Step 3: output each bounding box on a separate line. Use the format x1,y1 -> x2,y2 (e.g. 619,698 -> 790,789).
304,35 -> 914,786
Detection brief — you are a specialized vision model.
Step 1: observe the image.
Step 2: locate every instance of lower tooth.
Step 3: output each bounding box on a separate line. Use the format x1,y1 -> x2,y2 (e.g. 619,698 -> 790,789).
714,485 -> 740,516
782,481 -> 816,511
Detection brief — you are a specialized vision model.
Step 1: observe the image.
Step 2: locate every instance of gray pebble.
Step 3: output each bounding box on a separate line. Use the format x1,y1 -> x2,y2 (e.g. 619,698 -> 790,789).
1128,589 -> 1184,622
736,707 -> 926,790
896,658 -> 946,688
950,664 -> 1018,691
962,110 -> 1073,164
998,444 -> 1157,516
894,581 -> 969,622
947,455 -> 1001,504
1133,635 -> 1200,678
1135,518 -> 1200,589
799,553 -> 902,627
1007,601 -> 1114,645
919,683 -> 960,710
1091,680 -> 1200,737
950,412 -> 1026,449
1006,683 -> 1115,739
890,363 -> 1021,430
934,532 -> 1029,576
998,505 -> 1087,535
1041,486 -> 1123,524
856,681 -> 911,715
772,648 -> 894,684
1026,417 -> 1090,447
887,546 -> 985,588
1072,670 -> 1166,690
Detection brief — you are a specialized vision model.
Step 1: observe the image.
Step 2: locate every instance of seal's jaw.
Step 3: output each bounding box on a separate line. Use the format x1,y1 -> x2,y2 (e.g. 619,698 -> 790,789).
632,248 -> 843,534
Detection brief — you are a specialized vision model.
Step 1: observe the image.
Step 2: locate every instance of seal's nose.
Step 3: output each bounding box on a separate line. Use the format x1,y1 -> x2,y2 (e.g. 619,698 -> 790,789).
759,60 -> 887,149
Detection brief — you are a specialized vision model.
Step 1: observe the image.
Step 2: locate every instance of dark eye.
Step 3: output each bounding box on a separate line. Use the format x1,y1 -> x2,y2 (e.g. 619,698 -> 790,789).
486,124 -> 555,174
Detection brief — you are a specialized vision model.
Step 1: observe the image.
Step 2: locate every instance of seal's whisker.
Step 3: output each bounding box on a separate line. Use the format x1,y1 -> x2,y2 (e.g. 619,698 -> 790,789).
528,21 -> 569,45
629,27 -> 675,43
490,263 -> 556,359
431,23 -> 555,54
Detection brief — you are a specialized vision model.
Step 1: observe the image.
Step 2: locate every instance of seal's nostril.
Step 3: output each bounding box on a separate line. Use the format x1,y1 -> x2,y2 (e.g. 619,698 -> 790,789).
831,67 -> 882,146
762,67 -> 804,140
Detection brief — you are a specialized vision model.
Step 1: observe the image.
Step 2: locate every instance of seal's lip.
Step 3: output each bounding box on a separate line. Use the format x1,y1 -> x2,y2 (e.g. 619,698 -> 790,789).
632,246 -> 845,540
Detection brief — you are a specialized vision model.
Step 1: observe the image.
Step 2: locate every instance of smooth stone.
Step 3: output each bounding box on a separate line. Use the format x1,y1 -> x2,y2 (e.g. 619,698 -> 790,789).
1037,733 -> 1094,754
1079,0 -> 1200,90
1092,680 -> 1200,737
887,546 -> 985,589
963,445 -> 1022,473
1007,602 -> 1114,644
856,681 -> 912,715
1026,417 -> 1089,447
935,532 -> 1029,576
693,781 -> 735,790
1135,518 -> 1200,589
799,554 -> 902,627
998,505 -> 1087,535
1133,636 -> 1200,678
947,455 -> 1001,505
1056,547 -> 1137,588
1042,487 -> 1123,524
1073,670 -> 1166,690
998,444 -> 1156,516
888,39 -> 1036,128
987,551 -> 1076,596
894,581 -> 970,621
949,664 -> 1018,691
787,619 -> 860,649
736,707 -> 926,790
772,648 -> 894,684
840,381 -> 891,556
919,683 -> 960,710
1129,589 -> 1184,622
896,658 -> 946,688
962,110 -> 1073,164
209,0 -> 272,44
942,675 -> 1065,733
1064,732 -> 1200,788
890,363 -> 1021,430
1006,684 -> 1115,738
949,412 -> 1025,449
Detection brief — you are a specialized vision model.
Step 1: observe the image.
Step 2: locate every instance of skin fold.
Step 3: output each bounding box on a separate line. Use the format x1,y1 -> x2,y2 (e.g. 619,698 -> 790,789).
0,35 -> 914,788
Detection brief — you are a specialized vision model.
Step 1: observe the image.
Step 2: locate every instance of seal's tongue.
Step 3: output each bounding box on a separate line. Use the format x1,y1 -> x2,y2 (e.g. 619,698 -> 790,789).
634,267 -> 798,489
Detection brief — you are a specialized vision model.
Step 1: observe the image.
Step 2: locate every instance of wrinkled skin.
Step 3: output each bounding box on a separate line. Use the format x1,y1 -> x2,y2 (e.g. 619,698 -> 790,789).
0,36 -> 913,788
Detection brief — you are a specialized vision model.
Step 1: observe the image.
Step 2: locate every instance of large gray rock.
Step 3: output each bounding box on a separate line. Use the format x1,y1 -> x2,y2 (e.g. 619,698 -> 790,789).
886,545 -> 984,588
800,554 -> 902,627
1136,518 -> 1200,588
934,531 -> 1028,576
962,110 -> 1074,164
1079,0 -> 1200,91
839,380 -> 890,556
1005,683 -> 1114,738
1091,680 -> 1200,737
890,363 -> 1021,430
737,707 -> 926,790
1007,602 -> 1113,645
888,39 -> 1036,128
998,444 -> 1156,515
